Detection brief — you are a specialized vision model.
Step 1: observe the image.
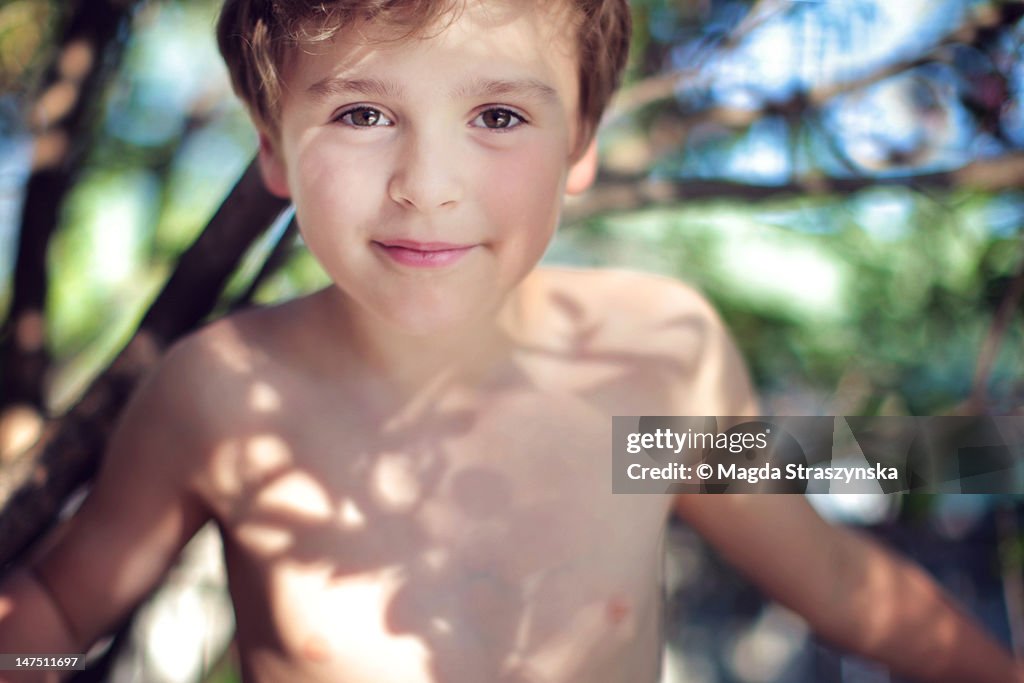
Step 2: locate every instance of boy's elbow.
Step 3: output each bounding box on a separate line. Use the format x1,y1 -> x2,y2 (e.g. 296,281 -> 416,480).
796,526 -> 900,655
0,566 -> 84,659
811,528 -> 964,674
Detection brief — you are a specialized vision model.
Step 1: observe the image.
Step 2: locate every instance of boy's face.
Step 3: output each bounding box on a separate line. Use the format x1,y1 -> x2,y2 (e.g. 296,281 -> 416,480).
259,1 -> 597,335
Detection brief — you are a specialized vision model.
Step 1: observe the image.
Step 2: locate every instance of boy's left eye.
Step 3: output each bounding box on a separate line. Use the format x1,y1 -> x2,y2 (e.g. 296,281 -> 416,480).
471,108 -> 526,130
335,106 -> 394,127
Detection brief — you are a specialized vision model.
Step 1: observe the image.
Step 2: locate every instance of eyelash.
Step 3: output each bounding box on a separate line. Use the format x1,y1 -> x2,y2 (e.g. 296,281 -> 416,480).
332,105 -> 529,131
471,107 -> 528,131
334,106 -> 394,128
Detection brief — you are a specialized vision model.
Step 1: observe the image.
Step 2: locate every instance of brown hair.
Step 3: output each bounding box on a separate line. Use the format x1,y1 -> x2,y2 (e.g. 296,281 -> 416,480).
216,0 -> 631,145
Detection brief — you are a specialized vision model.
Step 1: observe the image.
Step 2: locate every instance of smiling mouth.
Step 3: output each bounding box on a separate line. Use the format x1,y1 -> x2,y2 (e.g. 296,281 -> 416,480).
372,239 -> 478,268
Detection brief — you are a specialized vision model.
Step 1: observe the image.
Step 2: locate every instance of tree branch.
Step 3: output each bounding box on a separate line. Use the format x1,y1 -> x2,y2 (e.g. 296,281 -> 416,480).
605,1 -> 1024,135
0,159 -> 288,569
228,212 -> 299,313
564,152 -> 1024,224
0,0 -> 145,415
968,237 -> 1024,413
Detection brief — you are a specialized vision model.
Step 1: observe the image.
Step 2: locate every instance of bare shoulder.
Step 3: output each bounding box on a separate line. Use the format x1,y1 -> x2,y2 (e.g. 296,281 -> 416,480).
535,266 -> 725,343
127,293 -> 318,452
16,296 -> 322,648
537,266 -> 714,316
533,266 -> 757,415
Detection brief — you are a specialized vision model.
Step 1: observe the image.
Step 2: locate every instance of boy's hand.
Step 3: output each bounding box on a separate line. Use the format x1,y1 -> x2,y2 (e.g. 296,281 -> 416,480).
673,494 -> 1022,683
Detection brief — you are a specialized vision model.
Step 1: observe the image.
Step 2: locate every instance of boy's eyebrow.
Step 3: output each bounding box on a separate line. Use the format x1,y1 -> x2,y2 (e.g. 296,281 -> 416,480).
307,76 -> 402,102
306,75 -> 559,104
451,77 -> 559,103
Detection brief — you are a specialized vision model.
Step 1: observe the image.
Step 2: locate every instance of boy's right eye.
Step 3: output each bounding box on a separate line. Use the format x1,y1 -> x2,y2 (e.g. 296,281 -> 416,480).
335,106 -> 394,127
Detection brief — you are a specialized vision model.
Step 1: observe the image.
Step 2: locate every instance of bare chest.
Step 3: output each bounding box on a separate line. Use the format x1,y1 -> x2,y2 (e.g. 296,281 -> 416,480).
202,385 -> 672,682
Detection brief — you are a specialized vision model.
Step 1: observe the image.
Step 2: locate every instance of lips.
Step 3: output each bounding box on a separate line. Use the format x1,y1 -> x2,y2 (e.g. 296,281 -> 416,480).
372,239 -> 478,268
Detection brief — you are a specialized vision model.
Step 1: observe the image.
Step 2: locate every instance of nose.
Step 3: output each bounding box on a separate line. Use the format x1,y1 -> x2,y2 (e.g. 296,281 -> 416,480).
387,129 -> 463,211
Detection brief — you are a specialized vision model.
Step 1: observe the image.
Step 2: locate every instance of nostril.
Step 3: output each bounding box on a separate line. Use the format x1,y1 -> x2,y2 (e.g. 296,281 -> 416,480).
387,147 -> 462,209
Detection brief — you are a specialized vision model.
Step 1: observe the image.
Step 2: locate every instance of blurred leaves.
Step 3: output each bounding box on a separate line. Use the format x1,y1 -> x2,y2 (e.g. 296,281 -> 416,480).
0,0 -> 53,97
579,0 -> 1024,416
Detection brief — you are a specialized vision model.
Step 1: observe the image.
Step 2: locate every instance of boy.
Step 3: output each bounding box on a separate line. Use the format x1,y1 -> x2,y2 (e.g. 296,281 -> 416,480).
1,0 -> 1022,681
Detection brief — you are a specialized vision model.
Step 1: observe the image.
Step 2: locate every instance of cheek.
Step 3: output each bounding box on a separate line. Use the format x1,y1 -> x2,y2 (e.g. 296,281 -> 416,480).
479,142 -> 566,232
290,136 -> 387,228
287,137 -> 391,280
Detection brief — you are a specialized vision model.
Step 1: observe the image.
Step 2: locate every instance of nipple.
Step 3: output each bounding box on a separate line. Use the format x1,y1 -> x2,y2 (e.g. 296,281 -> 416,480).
301,635 -> 331,663
606,595 -> 631,625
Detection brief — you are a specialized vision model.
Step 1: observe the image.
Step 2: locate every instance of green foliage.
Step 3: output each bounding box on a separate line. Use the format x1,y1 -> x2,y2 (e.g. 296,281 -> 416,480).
556,185 -> 1022,415
0,0 -> 54,96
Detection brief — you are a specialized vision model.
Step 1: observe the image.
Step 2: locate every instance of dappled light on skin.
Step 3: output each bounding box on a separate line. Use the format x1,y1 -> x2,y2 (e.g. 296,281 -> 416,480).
512,279 -> 714,416
370,451 -> 424,512
211,434 -> 299,557
170,272 -> 706,682
421,548 -> 448,573
206,433 -> 293,505
338,497 -> 367,530
233,521 -> 292,568
287,572 -> 433,677
238,433 -> 292,490
207,328 -> 254,374
244,434 -> 295,478
248,381 -> 282,412
238,469 -> 333,555
209,382 -> 666,681
207,438 -> 244,500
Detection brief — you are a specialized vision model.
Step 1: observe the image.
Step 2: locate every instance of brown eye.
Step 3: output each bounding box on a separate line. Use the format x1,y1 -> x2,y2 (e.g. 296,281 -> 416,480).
338,107 -> 392,127
473,108 -> 525,130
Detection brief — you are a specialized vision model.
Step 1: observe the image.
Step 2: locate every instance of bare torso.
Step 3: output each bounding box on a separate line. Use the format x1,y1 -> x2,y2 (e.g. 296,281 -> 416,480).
185,268 -> 727,683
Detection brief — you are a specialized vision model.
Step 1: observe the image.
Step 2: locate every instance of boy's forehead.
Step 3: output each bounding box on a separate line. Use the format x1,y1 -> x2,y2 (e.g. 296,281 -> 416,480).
283,0 -> 581,103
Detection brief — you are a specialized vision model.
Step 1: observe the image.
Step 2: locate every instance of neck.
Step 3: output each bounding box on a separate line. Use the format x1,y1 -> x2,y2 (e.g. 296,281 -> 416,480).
313,280 -> 537,403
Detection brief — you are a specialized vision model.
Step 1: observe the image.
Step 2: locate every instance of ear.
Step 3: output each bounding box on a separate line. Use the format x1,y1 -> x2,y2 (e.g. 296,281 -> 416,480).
565,139 -> 598,196
257,131 -> 291,199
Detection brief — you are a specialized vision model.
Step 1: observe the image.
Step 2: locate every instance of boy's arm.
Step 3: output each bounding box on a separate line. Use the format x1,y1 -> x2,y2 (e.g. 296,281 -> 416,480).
0,341 -> 214,681
673,495 -> 1023,683
672,296 -> 1022,682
